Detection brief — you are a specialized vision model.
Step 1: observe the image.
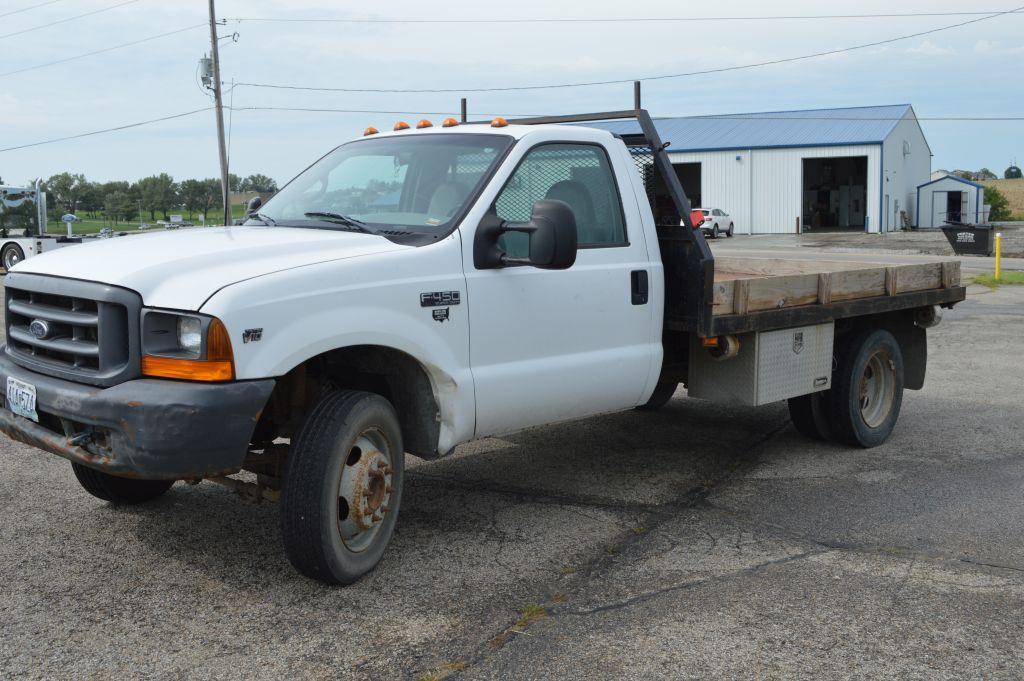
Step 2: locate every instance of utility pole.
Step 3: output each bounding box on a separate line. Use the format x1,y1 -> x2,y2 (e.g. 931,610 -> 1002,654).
207,0 -> 230,225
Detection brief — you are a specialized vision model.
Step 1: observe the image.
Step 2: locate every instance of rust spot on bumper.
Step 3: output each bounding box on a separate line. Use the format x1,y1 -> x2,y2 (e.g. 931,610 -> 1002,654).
0,409 -> 113,470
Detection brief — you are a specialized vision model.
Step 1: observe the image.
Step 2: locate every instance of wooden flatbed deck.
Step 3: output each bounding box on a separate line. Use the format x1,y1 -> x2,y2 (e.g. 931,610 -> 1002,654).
664,256 -> 967,336
712,257 -> 961,316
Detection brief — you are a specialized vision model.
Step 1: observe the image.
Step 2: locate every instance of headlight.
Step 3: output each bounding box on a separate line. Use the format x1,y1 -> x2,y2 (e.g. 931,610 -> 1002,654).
141,310 -> 234,381
177,316 -> 203,355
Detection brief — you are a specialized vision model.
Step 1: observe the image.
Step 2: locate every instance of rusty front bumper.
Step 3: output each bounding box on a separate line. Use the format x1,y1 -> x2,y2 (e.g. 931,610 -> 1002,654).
0,353 -> 274,479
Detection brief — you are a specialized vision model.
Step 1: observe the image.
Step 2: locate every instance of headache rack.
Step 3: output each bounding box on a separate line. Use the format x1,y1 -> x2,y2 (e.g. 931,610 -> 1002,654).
498,109 -> 716,336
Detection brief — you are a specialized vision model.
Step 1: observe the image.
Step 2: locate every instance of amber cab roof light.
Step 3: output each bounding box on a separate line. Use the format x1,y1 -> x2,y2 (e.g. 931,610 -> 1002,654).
490,117 -> 509,128
393,121 -> 410,131
363,126 -> 379,136
442,117 -> 459,128
416,119 -> 433,129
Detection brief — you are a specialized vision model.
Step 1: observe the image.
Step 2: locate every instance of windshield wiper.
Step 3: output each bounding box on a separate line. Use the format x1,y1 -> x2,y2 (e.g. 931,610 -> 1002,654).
252,212 -> 276,226
303,211 -> 375,233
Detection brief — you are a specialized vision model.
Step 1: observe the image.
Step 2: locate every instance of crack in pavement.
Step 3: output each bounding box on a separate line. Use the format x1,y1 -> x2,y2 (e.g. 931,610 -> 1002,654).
703,501 -> 1024,576
426,419 -> 792,678
556,548 -> 832,617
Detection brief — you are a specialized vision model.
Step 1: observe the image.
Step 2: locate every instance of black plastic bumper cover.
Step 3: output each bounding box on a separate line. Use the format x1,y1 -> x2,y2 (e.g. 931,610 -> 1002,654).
0,353 -> 275,479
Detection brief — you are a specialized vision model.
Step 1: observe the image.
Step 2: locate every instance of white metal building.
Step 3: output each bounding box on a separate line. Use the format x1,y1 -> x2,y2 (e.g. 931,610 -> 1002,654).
593,104 -> 932,234
916,174 -> 985,228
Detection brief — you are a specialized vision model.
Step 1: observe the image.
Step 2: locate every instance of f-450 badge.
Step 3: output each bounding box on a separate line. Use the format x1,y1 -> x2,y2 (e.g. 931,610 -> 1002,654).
420,291 -> 461,307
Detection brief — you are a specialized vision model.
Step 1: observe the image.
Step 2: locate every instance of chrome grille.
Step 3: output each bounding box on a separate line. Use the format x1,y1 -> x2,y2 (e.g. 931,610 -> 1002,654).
4,273 -> 141,387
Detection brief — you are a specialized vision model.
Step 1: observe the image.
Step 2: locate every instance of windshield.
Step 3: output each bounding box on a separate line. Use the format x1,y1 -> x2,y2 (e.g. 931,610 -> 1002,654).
252,133 -> 513,234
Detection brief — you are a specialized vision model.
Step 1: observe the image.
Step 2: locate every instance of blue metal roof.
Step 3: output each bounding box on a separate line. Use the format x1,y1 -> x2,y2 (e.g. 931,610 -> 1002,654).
587,104 -> 914,153
917,174 -> 983,190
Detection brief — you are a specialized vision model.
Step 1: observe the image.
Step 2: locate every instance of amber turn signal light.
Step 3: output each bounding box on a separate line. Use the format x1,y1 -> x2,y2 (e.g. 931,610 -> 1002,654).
142,318 -> 235,382
394,121 -> 410,131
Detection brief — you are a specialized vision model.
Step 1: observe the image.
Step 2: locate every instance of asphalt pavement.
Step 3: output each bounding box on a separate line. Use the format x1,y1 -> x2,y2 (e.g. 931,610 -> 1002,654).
1,280 -> 1023,680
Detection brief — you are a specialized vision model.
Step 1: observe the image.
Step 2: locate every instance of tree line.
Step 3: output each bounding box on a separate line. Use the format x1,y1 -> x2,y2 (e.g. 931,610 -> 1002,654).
25,173 -> 278,224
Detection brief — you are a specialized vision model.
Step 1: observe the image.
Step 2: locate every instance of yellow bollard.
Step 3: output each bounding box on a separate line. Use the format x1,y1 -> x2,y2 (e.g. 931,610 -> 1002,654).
995,232 -> 1002,281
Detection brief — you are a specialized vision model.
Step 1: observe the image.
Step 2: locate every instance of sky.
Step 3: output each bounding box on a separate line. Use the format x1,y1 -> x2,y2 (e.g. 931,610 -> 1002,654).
1,0 -> 1022,186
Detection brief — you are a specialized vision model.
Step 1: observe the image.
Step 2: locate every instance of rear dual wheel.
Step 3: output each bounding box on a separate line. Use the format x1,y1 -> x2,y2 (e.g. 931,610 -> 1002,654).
636,381 -> 678,411
788,329 -> 904,448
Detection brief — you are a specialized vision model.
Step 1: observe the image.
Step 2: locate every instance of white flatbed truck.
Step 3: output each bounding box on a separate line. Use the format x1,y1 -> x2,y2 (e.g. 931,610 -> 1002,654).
0,110 -> 965,584
0,183 -> 83,270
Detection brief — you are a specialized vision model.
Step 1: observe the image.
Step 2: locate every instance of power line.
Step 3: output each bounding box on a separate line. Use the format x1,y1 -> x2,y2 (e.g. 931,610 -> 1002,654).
0,0 -> 68,20
2,106 -> 1020,155
0,0 -> 143,41
0,23 -> 206,77
226,9 -> 1024,24
0,107 -> 213,153
230,106 -> 1024,121
235,6 -> 1024,94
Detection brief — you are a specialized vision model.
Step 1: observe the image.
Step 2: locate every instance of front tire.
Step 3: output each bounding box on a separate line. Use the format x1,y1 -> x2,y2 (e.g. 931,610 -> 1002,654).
727,223 -> 734,237
827,329 -> 904,448
2,243 -> 25,270
712,224 -> 720,238
280,390 -> 404,585
71,463 -> 174,504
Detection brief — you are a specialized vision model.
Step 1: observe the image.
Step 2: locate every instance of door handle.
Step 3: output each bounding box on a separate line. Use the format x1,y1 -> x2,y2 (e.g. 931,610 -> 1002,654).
631,270 -> 649,305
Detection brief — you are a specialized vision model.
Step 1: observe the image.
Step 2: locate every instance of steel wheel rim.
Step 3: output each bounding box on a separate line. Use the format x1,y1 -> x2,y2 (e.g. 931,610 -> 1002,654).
4,250 -> 20,268
859,351 -> 895,428
336,427 -> 395,553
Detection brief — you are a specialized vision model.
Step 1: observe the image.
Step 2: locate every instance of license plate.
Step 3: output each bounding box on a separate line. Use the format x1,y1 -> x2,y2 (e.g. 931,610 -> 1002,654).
6,377 -> 38,422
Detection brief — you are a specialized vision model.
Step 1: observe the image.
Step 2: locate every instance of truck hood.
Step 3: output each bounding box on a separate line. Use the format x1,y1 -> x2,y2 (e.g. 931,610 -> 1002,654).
13,226 -> 410,310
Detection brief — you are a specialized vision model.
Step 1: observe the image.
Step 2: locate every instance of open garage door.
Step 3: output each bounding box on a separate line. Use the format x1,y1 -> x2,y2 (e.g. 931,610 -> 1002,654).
802,157 -> 867,231
649,163 -> 701,225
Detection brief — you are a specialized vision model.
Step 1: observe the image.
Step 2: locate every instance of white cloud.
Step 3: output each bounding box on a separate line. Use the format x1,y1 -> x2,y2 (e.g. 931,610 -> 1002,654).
974,39 -> 1024,56
907,40 -> 955,56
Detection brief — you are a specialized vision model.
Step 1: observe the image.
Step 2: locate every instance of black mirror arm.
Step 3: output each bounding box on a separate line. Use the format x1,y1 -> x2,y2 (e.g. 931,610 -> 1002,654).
473,213 -> 523,269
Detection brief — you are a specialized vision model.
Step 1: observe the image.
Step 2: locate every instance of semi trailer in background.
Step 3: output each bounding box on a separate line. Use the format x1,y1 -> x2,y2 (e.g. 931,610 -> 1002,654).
0,181 -> 82,270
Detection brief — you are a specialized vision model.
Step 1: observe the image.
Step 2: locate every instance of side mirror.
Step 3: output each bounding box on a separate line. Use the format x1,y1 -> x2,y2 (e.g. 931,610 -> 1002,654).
474,200 -> 578,270
245,195 -> 262,216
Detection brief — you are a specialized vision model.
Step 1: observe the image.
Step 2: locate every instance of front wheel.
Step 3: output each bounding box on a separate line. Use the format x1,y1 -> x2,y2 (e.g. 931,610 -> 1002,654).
727,223 -> 734,237
712,224 -> 720,238
828,329 -> 905,448
280,390 -> 404,585
2,243 -> 25,270
72,463 -> 174,504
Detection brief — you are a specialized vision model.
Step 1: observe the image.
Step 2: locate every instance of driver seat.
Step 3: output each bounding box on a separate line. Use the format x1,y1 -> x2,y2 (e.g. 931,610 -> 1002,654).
544,180 -> 598,243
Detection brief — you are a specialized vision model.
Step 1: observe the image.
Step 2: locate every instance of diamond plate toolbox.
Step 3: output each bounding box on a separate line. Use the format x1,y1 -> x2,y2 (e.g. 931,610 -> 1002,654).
688,322 -> 834,406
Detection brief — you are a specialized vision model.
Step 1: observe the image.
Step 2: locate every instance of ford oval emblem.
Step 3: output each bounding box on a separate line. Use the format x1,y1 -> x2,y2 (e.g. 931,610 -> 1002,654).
29,319 -> 50,340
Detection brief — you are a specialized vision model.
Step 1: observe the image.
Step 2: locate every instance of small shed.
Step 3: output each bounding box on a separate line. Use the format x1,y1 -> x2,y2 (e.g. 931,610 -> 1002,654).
916,175 -> 984,228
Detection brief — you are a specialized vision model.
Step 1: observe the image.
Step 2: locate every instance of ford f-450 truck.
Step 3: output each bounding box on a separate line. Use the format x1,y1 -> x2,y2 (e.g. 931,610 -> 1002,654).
0,111 -> 965,584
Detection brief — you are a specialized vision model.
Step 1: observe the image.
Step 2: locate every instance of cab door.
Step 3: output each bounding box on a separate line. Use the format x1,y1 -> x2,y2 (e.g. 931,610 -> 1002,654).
462,135 -> 660,438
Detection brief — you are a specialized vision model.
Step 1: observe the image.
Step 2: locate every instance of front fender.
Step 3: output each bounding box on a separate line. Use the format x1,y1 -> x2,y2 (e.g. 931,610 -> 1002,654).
198,237 -> 473,452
